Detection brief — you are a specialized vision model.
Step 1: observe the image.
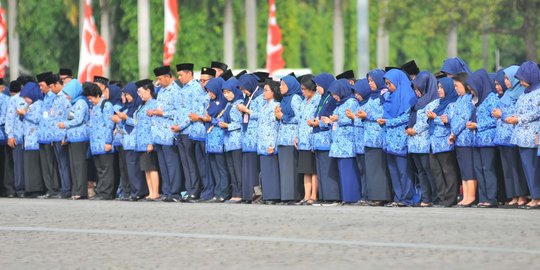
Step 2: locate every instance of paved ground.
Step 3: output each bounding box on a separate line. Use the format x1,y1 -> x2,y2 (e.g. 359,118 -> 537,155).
0,198 -> 539,270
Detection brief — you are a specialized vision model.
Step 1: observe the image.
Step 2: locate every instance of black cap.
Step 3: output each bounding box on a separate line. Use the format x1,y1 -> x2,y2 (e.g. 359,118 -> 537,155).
36,72 -> 53,83
45,75 -> 58,85
287,72 -> 296,78
154,66 -> 172,77
211,61 -> 228,71
59,68 -> 73,77
175,63 -> 194,72
401,60 -> 420,76
264,77 -> 275,84
221,69 -> 233,80
93,75 -> 110,85
235,70 -> 247,80
253,72 -> 270,82
384,66 -> 400,72
435,71 -> 446,79
336,70 -> 355,80
9,80 -> 21,93
136,79 -> 154,89
201,67 -> 216,77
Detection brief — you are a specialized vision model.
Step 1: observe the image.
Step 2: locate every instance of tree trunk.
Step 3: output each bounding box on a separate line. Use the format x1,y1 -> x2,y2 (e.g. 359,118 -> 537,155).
137,0 -> 150,78
79,0 -> 85,42
357,0 -> 369,76
100,0 -> 110,77
447,21 -> 458,58
333,0 -> 344,75
522,3 -> 538,62
224,0 -> 234,69
8,0 -> 19,79
245,0 -> 257,71
376,0 -> 389,68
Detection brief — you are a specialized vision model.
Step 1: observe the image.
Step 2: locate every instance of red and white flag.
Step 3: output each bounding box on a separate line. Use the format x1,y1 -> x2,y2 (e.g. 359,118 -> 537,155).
78,0 -> 109,83
163,0 -> 179,66
266,0 -> 285,75
0,6 -> 8,79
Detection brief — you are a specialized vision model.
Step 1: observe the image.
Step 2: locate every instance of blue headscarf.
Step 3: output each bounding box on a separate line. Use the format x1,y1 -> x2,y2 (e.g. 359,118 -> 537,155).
63,79 -> 84,104
328,79 -> 353,106
382,69 -> 417,119
238,73 -> 260,101
20,82 -> 43,103
352,78 -> 371,106
515,61 -> 540,94
280,75 -> 302,121
494,69 -> 508,93
409,71 -> 439,127
467,69 -> 496,106
500,65 -> 524,105
206,77 -> 226,118
367,69 -> 387,103
108,83 -> 123,106
441,57 -> 472,75
312,73 -> 337,133
433,77 -> 459,116
122,82 -> 142,134
222,77 -> 243,124
312,73 -> 335,92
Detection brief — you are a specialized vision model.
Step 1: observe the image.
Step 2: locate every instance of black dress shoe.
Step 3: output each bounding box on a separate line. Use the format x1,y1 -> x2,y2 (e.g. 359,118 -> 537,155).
90,195 -> 108,200
162,197 -> 174,202
478,203 -> 498,208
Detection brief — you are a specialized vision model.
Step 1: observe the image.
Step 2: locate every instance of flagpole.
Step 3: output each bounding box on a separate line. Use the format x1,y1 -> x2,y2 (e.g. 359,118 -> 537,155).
8,0 -> 18,79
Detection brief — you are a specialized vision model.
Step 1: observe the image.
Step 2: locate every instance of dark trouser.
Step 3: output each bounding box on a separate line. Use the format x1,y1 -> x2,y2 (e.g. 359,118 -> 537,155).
115,146 -> 130,198
195,141 -> 212,199
314,150 -> 341,201
355,154 -> 367,199
93,154 -> 115,199
156,144 -> 182,199
337,158 -> 361,203
473,147 -> 498,204
225,149 -> 243,198
500,146 -> 528,198
68,142 -> 88,197
412,153 -> 437,203
364,147 -> 392,201
39,143 -> 59,195
209,153 -> 228,199
2,145 -> 15,196
241,152 -> 260,201
177,135 -> 199,197
24,150 -> 44,194
519,147 -> 540,199
429,151 -> 460,206
387,153 -> 413,205
53,142 -> 72,196
260,155 -> 280,200
278,145 -> 300,201
13,144 -> 25,195
125,150 -> 148,197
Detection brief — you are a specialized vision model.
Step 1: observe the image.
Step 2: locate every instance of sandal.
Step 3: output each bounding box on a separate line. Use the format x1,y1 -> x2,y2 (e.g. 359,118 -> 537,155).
306,199 -> 317,205
71,195 -> 83,200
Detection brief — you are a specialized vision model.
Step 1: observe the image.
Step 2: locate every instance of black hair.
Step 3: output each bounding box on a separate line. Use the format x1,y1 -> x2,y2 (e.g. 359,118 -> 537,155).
16,75 -> 36,86
266,80 -> 282,102
50,74 -> 63,86
82,82 -> 102,97
9,80 -> 22,93
452,72 -> 471,94
300,74 -> 316,92
142,83 -> 156,99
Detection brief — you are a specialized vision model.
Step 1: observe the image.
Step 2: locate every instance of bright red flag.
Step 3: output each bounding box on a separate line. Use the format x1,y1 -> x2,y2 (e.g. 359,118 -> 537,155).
0,6 -> 8,79
266,0 -> 285,75
163,0 -> 179,66
78,0 -> 109,83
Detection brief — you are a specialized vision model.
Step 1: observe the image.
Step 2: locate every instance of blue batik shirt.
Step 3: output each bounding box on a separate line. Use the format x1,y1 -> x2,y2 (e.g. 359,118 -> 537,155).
354,102 -> 369,155
408,99 -> 439,154
297,93 -> 321,151
223,100 -> 243,152
510,89 -> 540,148
134,99 -> 158,152
329,98 -> 359,158
242,93 -> 264,152
37,91 -> 56,144
188,82 -> 209,142
450,94 -> 475,147
362,97 -> 385,149
430,103 -> 455,154
474,93 -> 499,147
154,82 -> 182,146
5,94 -> 25,144
257,100 -> 280,156
0,94 -> 9,144
383,109 -> 410,156
48,92 -> 71,142
277,94 -> 302,146
64,99 -> 89,142
23,100 -> 42,150
87,99 -> 115,155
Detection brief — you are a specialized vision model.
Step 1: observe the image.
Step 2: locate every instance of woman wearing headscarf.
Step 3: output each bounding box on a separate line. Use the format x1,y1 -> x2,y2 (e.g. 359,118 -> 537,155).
440,57 -> 472,77
107,82 -> 127,199
492,66 -> 528,207
465,69 -> 500,208
322,79 -> 361,204
347,78 -> 371,204
237,73 -> 264,202
506,61 -> 540,209
362,69 -> 392,206
379,69 -> 417,207
18,82 -> 45,196
309,73 -> 340,204
406,71 -> 439,207
58,79 -> 89,200
275,75 -> 303,203
219,77 -> 244,203
294,75 -> 321,205
113,82 -> 147,201
427,77 -> 460,207
257,80 -> 282,204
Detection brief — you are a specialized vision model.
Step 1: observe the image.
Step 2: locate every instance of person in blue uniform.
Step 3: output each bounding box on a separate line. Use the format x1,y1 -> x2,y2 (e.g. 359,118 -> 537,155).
427,77 -> 460,207
492,65 -> 528,207
440,57 -> 472,77
336,70 -> 355,86
363,69 -> 392,206
275,75 -> 303,203
506,61 -> 540,209
34,72 -> 60,198
151,65 -> 183,202
347,78 -> 371,204
258,80 -> 282,203
449,72 -> 476,207
294,75 -> 320,205
211,61 -> 228,78
406,71 -> 439,206
134,79 -> 160,201
83,82 -> 115,200
0,80 -> 11,197
379,69 -> 417,207
19,82 -> 45,197
323,79 -> 361,204
108,81 -> 130,199
236,73 -> 266,202
219,77 -> 244,203
466,69 -> 500,208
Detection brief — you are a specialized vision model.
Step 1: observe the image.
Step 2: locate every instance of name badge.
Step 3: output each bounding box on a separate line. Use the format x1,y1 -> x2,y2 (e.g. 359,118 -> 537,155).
43,111 -> 49,119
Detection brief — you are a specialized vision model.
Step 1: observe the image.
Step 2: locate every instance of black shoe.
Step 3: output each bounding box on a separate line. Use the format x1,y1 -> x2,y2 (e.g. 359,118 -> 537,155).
477,203 -> 498,208
208,197 -> 225,203
38,193 -> 54,199
162,197 -> 174,202
90,195 -> 108,200
225,199 -> 242,204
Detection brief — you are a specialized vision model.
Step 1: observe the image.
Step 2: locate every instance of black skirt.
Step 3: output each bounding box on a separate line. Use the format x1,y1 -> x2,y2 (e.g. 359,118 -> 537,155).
140,151 -> 159,171
297,150 -> 316,174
